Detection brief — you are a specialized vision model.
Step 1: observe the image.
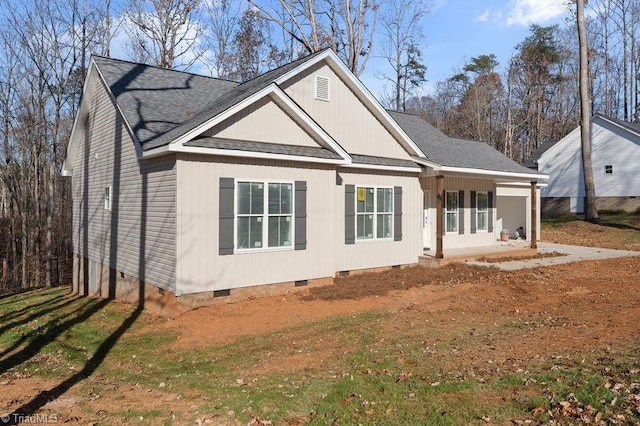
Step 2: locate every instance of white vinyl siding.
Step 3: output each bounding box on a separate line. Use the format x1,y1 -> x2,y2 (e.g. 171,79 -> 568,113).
476,191 -> 488,232
236,181 -> 293,251
356,186 -> 393,241
538,116 -> 640,198
445,191 -> 458,234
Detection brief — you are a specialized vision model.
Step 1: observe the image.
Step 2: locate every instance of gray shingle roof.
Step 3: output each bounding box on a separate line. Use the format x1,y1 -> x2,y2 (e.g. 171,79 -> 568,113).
93,49 -> 330,151
524,140 -> 560,169
185,137 -> 343,160
350,154 -> 419,169
597,113 -> 640,134
388,111 -> 543,176
524,114 -> 640,169
93,56 -> 238,149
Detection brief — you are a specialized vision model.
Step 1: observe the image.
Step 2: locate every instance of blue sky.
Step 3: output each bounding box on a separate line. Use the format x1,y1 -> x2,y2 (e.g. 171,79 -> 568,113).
361,0 -> 572,96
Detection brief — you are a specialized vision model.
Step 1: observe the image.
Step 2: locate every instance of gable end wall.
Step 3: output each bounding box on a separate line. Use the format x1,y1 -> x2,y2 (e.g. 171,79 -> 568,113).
281,62 -> 412,160
71,76 -> 176,291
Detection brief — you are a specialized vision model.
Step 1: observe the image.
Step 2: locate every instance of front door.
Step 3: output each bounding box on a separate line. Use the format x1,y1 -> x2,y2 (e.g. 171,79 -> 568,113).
423,190 -> 431,250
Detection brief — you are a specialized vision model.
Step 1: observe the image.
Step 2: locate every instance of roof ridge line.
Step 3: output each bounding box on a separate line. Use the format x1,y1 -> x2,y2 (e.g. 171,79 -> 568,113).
236,47 -> 332,87
91,54 -> 239,84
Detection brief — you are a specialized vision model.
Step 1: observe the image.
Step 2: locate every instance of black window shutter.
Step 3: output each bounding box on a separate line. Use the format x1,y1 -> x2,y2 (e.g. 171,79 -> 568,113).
219,177 -> 235,255
294,181 -> 307,250
470,191 -> 477,234
394,186 -> 402,241
345,185 -> 355,244
488,191 -> 494,232
458,190 -> 465,234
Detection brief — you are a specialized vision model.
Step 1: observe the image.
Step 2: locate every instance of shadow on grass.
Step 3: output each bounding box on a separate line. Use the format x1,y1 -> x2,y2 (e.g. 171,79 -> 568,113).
7,306 -> 143,419
543,213 -> 640,232
0,294 -> 80,336
0,287 -> 66,309
598,221 -> 640,232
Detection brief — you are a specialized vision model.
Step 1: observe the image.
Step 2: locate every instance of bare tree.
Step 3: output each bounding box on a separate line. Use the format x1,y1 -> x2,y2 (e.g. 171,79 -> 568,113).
249,0 -> 379,76
0,0 -> 106,289
127,0 -> 205,69
204,0 -> 241,79
577,0 -> 599,222
377,0 -> 429,111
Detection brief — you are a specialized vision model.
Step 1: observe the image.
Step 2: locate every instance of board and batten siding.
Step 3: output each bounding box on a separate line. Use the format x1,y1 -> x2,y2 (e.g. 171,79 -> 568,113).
175,154 -> 337,294
202,95 -> 321,148
335,171 -> 422,271
281,62 -> 413,160
71,77 -> 176,291
423,176 -> 496,249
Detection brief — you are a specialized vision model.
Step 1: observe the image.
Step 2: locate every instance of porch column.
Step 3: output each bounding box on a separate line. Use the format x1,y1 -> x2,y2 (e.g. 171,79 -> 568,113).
530,181 -> 537,249
436,175 -> 444,259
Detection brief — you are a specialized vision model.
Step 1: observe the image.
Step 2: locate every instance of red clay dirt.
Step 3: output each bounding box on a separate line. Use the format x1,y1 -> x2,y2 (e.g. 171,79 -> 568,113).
1,220 -> 640,424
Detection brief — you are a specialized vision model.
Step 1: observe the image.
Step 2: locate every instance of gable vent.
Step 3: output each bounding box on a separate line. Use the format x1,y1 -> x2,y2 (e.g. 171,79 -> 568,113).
315,76 -> 330,101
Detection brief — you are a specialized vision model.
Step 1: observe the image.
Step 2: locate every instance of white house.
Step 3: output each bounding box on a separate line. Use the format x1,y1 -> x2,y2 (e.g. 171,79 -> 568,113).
527,114 -> 640,214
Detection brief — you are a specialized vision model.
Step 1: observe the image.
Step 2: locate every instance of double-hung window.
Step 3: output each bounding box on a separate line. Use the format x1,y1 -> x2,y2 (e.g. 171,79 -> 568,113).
237,181 -> 293,250
356,187 -> 393,240
445,191 -> 458,234
476,192 -> 488,232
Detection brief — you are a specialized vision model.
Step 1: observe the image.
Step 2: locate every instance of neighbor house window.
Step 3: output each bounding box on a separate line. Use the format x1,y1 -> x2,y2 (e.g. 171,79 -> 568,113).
356,187 -> 393,240
476,192 -> 488,232
236,181 -> 292,250
445,191 -> 458,233
605,165 -> 613,174
104,186 -> 112,210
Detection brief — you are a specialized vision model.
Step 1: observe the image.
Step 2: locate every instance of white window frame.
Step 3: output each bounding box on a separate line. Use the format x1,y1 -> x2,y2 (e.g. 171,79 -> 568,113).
104,186 -> 112,210
234,180 -> 295,253
476,191 -> 488,233
355,186 -> 394,242
315,75 -> 330,101
445,190 -> 458,234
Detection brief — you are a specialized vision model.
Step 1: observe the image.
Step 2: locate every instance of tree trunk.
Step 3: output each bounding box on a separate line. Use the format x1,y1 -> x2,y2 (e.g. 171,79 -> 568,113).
577,0 -> 599,222
46,162 -> 54,286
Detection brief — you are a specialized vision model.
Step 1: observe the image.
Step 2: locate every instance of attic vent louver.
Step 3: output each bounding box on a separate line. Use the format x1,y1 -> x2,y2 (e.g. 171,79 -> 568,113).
315,76 -> 329,101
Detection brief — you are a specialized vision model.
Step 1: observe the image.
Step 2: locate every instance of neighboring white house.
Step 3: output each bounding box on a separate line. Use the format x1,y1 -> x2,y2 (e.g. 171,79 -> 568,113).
62,49 -> 546,314
527,114 -> 640,215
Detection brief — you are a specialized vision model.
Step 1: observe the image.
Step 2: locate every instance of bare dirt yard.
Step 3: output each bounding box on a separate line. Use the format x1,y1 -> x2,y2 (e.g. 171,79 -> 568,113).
0,215 -> 639,424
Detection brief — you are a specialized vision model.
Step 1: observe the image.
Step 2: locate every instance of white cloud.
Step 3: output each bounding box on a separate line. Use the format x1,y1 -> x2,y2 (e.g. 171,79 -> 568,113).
505,0 -> 568,27
475,9 -> 491,22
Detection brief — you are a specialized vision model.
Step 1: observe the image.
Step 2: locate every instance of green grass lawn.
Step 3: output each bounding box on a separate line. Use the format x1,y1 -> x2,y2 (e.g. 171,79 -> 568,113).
1,287 -> 639,424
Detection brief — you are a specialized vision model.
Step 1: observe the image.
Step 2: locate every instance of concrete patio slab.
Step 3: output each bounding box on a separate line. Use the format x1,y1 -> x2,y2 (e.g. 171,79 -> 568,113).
467,242 -> 640,271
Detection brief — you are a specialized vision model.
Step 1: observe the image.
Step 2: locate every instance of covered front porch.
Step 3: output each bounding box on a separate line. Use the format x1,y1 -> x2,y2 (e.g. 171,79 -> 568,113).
417,166 -> 545,261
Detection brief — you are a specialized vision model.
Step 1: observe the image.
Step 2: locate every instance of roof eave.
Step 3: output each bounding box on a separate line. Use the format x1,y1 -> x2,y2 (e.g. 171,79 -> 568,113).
167,83 -> 351,162
156,144 -> 349,165
438,165 -> 549,181
341,163 -> 422,173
